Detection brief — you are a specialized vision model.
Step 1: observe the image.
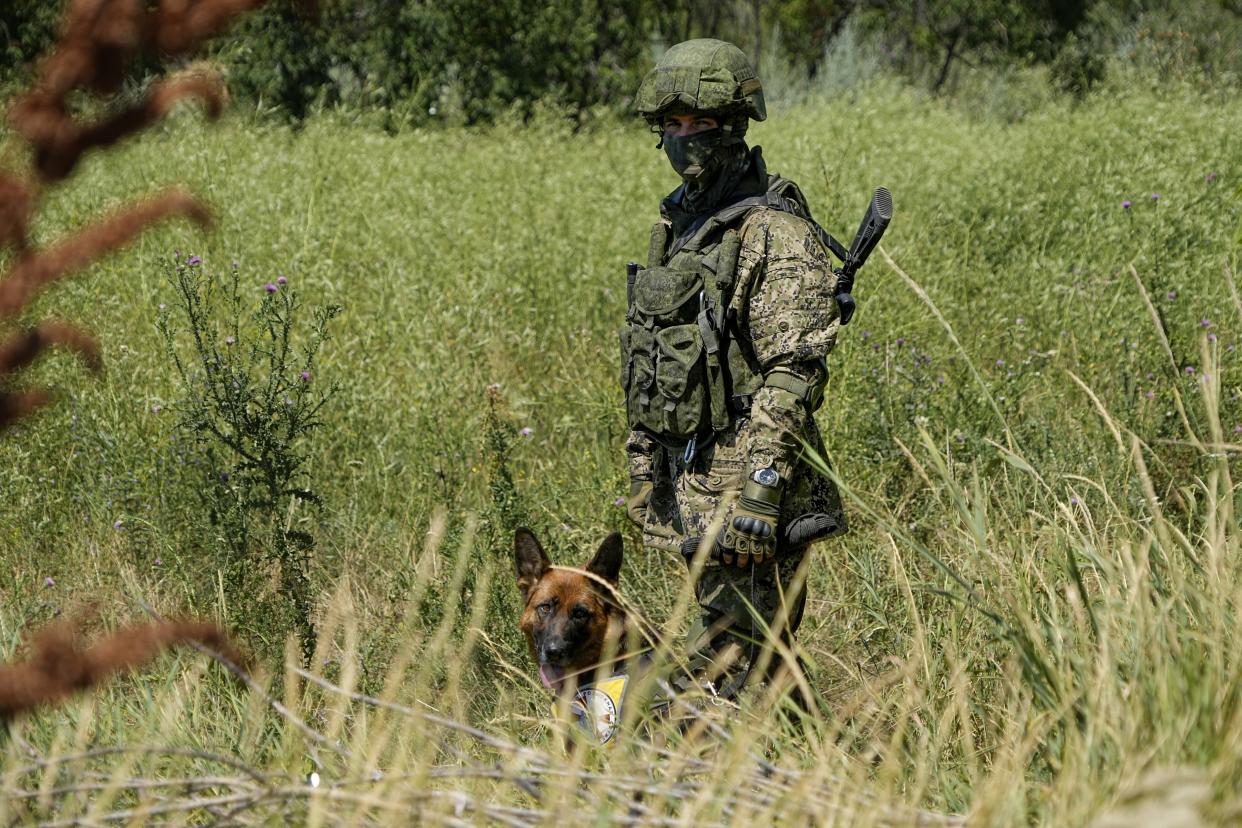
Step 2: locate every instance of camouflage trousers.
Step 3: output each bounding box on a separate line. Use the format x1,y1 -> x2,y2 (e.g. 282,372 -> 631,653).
640,428 -> 838,700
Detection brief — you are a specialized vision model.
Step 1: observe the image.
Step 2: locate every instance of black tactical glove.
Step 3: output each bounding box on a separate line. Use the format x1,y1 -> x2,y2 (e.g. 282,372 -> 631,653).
625,478 -> 653,529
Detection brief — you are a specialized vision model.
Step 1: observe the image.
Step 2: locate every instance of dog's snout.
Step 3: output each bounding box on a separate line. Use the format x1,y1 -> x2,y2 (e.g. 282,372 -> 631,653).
542,639 -> 567,663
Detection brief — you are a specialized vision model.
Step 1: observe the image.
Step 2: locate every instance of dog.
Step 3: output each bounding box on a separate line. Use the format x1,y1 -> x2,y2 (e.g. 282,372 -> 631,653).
513,527 -> 641,694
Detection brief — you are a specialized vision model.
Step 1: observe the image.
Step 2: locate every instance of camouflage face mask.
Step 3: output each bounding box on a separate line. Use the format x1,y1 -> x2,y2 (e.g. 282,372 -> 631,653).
662,127 -> 726,181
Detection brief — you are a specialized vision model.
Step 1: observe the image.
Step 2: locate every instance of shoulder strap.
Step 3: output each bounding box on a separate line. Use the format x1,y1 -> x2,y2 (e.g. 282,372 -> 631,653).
665,174 -> 849,263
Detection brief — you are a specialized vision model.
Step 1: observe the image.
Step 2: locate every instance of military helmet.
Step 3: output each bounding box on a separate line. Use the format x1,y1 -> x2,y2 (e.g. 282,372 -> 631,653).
635,39 -> 766,125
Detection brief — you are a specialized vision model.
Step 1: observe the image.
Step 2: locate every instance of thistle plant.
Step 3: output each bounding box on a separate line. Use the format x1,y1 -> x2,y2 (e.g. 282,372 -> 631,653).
158,255 -> 339,659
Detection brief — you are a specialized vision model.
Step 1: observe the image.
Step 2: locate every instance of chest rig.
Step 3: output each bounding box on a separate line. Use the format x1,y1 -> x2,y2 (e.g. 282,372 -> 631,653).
621,175 -> 816,446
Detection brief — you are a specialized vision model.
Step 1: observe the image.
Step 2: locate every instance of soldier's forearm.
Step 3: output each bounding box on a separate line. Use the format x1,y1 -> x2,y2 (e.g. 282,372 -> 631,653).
625,428 -> 657,480
737,360 -> 825,486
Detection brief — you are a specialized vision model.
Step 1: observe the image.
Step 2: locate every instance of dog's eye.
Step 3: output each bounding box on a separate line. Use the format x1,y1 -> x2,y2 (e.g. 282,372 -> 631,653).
571,606 -> 590,621
536,602 -> 553,617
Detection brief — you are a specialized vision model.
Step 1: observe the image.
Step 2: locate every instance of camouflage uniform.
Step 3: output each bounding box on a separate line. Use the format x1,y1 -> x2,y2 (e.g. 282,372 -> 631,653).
623,39 -> 846,699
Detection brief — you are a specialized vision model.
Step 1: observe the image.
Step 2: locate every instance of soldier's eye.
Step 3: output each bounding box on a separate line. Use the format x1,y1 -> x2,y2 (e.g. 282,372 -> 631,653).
536,603 -> 553,617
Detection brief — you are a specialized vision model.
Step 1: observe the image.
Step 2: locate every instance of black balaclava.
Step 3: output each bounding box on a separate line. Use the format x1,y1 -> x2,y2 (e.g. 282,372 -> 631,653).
661,117 -> 752,216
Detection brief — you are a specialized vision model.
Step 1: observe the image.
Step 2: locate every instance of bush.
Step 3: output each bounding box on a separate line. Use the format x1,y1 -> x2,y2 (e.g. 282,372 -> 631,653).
158,255 -> 339,659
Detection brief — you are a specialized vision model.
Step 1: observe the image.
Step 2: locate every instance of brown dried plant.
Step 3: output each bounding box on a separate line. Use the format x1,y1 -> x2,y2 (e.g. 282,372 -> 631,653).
0,619 -> 244,722
0,0 -> 310,430
0,0 -> 314,716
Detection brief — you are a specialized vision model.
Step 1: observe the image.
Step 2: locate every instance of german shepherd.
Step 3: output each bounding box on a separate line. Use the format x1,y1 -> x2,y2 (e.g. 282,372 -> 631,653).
513,527 -> 641,693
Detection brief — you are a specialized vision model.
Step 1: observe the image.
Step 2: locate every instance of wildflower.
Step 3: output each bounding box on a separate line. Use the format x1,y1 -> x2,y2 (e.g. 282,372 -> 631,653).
1234,425 -> 1242,434
1208,333 -> 1217,343
264,282 -> 278,294
614,496 -> 625,507
486,383 -> 502,392
1200,318 -> 1212,328
1070,497 -> 1080,506
895,337 -> 906,346
936,375 -> 946,385
151,404 -> 161,414
44,576 -> 55,587
231,260 -> 240,269
225,335 -> 235,345
113,519 -> 122,529
1144,390 -> 1154,400
154,558 -> 162,567
1146,372 -> 1155,380
995,359 -> 1005,368
220,471 -> 230,482
519,427 -> 534,438
277,275 -> 288,286
187,255 -> 202,266
158,303 -> 166,311
300,370 -> 311,382
1167,290 -> 1177,301
861,330 -> 871,339
1015,316 -> 1025,325
1185,366 -> 1195,375
1121,200 -> 1131,209
1150,193 -> 1160,202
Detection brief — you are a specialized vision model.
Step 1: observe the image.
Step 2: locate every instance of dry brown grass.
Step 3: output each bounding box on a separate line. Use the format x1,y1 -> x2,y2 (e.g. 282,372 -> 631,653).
0,0 -> 310,431
0,0 -> 313,722
0,619 -> 243,722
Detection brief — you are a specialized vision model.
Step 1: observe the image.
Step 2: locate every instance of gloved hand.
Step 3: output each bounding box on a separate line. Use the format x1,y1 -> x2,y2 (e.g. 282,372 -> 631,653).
625,478 -> 653,528
721,499 -> 779,566
719,471 -> 783,567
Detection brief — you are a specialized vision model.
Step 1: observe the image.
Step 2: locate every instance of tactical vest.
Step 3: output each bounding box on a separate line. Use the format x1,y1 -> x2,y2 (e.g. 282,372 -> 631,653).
621,175 -> 819,442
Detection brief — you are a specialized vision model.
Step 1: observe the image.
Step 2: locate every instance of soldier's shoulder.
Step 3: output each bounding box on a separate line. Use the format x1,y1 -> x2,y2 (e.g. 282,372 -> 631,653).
739,207 -> 826,264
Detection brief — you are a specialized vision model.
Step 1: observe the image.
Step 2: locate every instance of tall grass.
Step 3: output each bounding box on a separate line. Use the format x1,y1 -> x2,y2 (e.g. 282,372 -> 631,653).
0,80 -> 1238,823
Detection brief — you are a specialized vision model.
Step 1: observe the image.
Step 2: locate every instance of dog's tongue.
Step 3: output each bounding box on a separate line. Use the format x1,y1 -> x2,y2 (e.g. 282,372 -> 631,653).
539,664 -> 566,689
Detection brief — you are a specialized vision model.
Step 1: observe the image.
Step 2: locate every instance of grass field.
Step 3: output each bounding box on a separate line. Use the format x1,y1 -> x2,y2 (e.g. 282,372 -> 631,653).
1,79 -> 1240,824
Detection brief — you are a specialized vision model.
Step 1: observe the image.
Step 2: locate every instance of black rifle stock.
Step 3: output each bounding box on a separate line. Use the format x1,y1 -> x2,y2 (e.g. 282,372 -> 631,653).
831,187 -> 892,325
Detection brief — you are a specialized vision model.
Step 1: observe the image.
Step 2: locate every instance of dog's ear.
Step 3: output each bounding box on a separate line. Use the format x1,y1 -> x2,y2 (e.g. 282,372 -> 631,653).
514,527 -> 551,601
586,532 -> 624,585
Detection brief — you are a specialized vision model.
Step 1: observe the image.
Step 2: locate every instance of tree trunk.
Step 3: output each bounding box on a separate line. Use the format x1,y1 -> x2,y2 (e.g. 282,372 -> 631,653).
933,27 -> 962,93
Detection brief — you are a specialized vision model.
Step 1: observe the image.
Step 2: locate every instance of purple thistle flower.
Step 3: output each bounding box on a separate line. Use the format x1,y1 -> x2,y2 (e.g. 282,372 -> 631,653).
264,283 -> 278,294
44,576 -> 55,587
1167,290 -> 1177,301
1144,390 -> 1154,400
1121,200 -> 1131,209
1205,172 -> 1218,184
1070,497 -> 1080,506
518,427 -> 534,438
154,557 -> 162,567
300,370 -> 311,382
220,471 -> 230,482
187,255 -> 202,266
1150,193 -> 1160,202
225,335 -> 236,345
113,519 -> 123,530
895,337 -> 906,346
614,496 -> 626,507
1234,425 -> 1242,434
1015,316 -> 1025,325
1208,333 -> 1218,343
1185,366 -> 1195,375
277,275 -> 288,286
995,359 -> 1005,368
1200,318 -> 1212,328
151,404 -> 161,414
1146,372 -> 1155,380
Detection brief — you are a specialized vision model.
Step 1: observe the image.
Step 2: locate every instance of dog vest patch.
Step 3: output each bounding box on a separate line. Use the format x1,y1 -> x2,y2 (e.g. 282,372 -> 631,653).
563,675 -> 629,746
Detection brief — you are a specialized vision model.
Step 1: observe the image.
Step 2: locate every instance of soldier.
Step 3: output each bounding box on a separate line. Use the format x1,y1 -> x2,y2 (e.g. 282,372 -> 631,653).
620,38 -> 847,701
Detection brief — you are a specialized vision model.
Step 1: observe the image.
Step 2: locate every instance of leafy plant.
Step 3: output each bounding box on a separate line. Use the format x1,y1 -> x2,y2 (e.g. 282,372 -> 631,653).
158,255 -> 339,659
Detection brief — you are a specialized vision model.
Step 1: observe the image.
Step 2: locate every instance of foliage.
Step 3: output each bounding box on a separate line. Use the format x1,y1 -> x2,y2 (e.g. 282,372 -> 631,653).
0,81 -> 1238,823
158,255 -> 339,659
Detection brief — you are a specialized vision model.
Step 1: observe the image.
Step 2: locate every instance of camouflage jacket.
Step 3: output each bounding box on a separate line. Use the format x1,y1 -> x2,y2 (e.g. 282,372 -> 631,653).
625,175 -> 846,554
